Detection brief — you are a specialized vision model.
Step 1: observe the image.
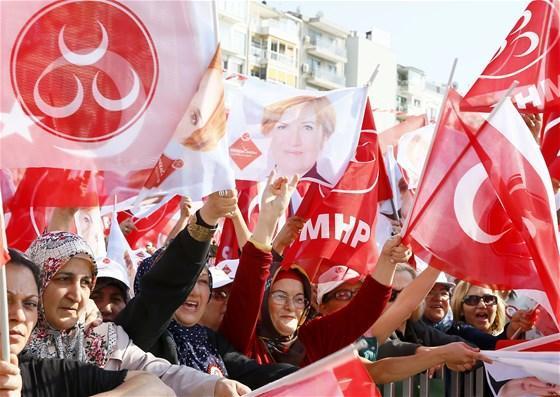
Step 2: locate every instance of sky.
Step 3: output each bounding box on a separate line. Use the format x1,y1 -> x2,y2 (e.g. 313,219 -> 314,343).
268,0 -> 531,92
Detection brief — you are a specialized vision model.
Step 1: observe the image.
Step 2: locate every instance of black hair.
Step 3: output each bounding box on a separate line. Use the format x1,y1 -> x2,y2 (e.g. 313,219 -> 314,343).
7,248 -> 41,291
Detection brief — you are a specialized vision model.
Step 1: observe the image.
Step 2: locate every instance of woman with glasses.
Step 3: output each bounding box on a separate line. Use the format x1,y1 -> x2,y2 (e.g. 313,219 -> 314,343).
219,172 -> 413,367
447,281 -> 536,349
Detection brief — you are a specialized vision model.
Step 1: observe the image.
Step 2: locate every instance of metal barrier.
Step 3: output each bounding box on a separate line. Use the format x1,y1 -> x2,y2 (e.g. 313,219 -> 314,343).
382,366 -> 486,397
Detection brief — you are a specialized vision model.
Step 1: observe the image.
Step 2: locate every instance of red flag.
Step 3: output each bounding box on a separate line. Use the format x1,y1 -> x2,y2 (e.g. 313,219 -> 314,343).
251,344 -> 379,397
462,0 -> 560,112
282,100 -> 383,281
6,168 -> 102,209
541,111 -> 560,180
1,1 -> 220,171
467,98 -> 560,321
5,206 -> 48,252
216,180 -> 260,262
122,195 -> 181,250
404,90 -> 560,320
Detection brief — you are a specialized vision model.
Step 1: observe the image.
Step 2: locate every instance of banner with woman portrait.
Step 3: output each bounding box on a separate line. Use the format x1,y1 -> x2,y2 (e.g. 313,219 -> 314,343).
227,78 -> 368,187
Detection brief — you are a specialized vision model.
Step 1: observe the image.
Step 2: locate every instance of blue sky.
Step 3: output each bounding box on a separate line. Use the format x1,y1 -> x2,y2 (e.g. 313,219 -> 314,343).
269,0 -> 530,91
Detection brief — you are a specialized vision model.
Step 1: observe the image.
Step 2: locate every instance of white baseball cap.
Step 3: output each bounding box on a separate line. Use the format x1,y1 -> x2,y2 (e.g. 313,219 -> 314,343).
209,266 -> 234,289
215,259 -> 239,280
316,265 -> 361,305
95,257 -> 131,298
434,272 -> 455,290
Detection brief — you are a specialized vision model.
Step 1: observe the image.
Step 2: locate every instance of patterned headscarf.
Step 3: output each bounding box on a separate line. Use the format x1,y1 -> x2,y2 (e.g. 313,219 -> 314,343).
23,232 -> 117,367
134,250 -> 227,376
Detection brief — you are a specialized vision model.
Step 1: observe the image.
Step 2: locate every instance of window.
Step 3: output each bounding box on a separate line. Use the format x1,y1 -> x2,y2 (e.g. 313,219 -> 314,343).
414,99 -> 421,107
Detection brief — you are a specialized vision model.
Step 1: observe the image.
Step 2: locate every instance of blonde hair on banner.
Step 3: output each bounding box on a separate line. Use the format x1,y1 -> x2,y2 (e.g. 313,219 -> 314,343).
181,47 -> 226,152
261,95 -> 336,138
451,280 -> 507,335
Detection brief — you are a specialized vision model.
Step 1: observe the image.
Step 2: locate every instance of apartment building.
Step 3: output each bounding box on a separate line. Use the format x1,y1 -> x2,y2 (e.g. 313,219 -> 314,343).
216,0 -> 250,75
346,28 -> 397,131
217,0 -> 445,124
397,65 -> 445,122
248,1 -> 301,87
295,12 -> 348,91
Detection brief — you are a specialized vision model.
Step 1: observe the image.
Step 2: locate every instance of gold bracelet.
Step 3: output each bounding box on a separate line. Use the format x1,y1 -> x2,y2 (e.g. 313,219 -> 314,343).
249,237 -> 272,253
187,215 -> 217,242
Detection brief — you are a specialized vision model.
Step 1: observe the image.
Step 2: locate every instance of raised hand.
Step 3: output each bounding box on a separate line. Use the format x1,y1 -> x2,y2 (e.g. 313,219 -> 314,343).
507,308 -> 539,339
199,189 -> 238,226
379,235 -> 412,265
260,171 -> 299,220
179,196 -> 193,219
272,216 -> 306,255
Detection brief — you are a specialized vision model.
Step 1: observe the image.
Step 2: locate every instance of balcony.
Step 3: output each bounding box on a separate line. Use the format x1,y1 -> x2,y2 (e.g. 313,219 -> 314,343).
253,19 -> 299,44
250,46 -> 267,65
306,65 -> 345,90
305,36 -> 347,63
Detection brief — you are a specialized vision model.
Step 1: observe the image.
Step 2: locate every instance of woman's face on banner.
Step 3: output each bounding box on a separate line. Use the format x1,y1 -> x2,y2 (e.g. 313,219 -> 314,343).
173,66 -> 224,150
269,102 -> 327,177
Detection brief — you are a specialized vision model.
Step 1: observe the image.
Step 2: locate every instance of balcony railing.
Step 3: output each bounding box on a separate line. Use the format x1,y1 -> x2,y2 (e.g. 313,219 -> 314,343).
309,36 -> 347,59
310,66 -> 345,85
250,46 -> 297,68
269,51 -> 296,67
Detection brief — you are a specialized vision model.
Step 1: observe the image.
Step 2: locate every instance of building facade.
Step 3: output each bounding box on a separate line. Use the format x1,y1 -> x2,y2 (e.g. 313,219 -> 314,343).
397,64 -> 446,122
346,28 -> 397,131
218,0 -> 445,126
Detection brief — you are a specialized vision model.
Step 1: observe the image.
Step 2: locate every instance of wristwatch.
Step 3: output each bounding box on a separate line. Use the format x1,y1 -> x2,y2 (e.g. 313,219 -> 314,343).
187,211 -> 218,242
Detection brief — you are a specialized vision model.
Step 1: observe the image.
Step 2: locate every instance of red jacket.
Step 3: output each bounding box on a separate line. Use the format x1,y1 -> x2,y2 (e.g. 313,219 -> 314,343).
219,242 -> 392,366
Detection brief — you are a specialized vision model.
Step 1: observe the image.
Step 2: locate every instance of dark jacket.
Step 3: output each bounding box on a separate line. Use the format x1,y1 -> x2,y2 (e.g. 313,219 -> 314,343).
401,320 -> 470,347
116,225 -> 296,389
446,321 -> 508,350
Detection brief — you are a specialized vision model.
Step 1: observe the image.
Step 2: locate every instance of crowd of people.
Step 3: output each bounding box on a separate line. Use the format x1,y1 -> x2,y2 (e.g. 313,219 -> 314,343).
2,165 -> 551,397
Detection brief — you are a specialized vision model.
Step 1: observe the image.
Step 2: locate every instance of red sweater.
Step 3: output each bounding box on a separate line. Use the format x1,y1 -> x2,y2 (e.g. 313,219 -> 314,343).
219,242 -> 392,366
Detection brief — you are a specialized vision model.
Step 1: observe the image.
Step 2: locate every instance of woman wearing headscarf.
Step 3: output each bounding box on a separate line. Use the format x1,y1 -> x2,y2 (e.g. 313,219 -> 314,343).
219,172 -> 411,367
132,249 -> 297,389
1,248 -> 174,397
22,199 -> 252,397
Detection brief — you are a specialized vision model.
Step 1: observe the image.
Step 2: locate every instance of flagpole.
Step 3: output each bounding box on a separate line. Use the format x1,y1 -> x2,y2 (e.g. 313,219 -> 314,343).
401,58 -> 457,236
211,0 -> 220,44
0,267 -> 9,362
0,189 -> 9,362
386,145 -> 401,224
367,64 -> 381,87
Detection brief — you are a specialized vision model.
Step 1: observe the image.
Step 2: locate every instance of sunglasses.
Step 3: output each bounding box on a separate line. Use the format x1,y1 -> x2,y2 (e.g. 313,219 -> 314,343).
389,289 -> 402,303
462,294 -> 498,306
